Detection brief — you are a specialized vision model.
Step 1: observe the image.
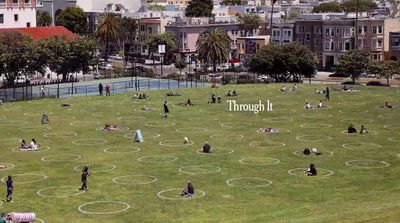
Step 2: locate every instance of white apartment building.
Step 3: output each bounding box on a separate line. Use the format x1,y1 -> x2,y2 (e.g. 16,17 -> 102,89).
0,0 -> 37,28
271,23 -> 294,44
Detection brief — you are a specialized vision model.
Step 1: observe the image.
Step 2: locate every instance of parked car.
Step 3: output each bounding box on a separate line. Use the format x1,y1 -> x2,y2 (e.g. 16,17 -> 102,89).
110,54 -> 123,60
99,62 -> 113,70
226,66 -> 247,73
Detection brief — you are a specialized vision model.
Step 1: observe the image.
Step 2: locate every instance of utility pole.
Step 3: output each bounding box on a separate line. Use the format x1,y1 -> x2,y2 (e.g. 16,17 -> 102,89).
354,0 -> 360,50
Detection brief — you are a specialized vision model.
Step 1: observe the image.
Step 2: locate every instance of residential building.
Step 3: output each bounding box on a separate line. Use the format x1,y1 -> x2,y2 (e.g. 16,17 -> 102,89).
166,17 -> 260,59
271,22 -> 294,44
138,17 -> 174,57
388,32 -> 400,61
0,0 -> 37,28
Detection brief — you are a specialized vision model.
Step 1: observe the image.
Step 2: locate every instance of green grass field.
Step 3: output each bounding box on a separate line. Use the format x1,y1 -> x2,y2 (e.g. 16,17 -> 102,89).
0,84 -> 400,223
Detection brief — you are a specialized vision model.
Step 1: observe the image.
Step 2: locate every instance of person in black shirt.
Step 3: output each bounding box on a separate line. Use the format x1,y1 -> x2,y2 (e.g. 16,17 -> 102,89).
202,142 -> 211,153
163,101 -> 169,118
79,166 -> 91,191
98,83 -> 103,95
211,94 -> 216,103
325,87 -> 330,100
5,175 -> 13,202
181,181 -> 195,197
306,164 -> 317,176
348,124 -> 357,133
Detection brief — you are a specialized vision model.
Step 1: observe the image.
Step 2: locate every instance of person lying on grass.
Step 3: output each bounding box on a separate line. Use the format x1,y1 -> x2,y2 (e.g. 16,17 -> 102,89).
305,164 -> 317,176
181,181 -> 195,197
317,100 -> 325,108
104,123 -> 119,131
280,86 -> 287,92
177,99 -> 195,106
303,148 -> 322,156
141,107 -> 155,112
304,102 -> 317,109
202,142 -> 211,153
383,101 -> 394,109
166,92 -> 181,96
348,124 -> 357,133
360,125 -> 368,134
257,128 -> 279,133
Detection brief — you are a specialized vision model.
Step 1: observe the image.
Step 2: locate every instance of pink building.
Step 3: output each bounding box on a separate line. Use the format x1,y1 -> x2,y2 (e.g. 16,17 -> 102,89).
166,18 -> 260,60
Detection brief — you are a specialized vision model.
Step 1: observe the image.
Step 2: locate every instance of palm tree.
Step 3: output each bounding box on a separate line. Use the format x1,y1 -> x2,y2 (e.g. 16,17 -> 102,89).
96,13 -> 121,61
269,0 -> 278,43
37,11 -> 53,27
196,29 -> 231,72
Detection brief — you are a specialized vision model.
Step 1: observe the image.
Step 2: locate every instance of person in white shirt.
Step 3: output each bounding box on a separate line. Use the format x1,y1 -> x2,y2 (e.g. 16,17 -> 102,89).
305,102 -> 312,109
30,138 -> 39,150
317,100 -> 324,108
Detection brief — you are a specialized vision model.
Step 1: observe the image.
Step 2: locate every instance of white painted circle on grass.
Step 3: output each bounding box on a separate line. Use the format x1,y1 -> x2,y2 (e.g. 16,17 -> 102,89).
37,186 -> 85,198
41,154 -> 82,162
340,118 -> 374,123
339,101 -> 366,106
145,122 -> 175,127
74,164 -> 116,173
96,127 -> 130,132
0,120 -> 27,126
263,117 -> 293,123
288,168 -> 334,177
296,135 -> 332,142
272,109 -> 297,113
300,123 -> 333,128
70,121 -> 100,126
159,140 -> 194,147
196,148 -> 234,155
112,175 -> 157,185
302,114 -> 333,119
339,109 -> 368,114
35,218 -> 45,223
124,132 -> 160,139
13,146 -> 50,152
293,150 -> 334,157
239,158 -> 280,165
0,163 -> 15,171
384,124 -> 400,130
137,156 -> 178,163
210,134 -> 244,140
342,143 -> 382,150
249,141 -> 285,148
176,127 -> 207,133
389,137 -> 400,143
78,201 -> 131,215
157,189 -> 206,200
44,132 -> 77,139
72,139 -> 108,145
226,177 -> 272,188
178,165 -> 221,174
19,126 -> 52,132
379,114 -> 400,119
345,160 -> 390,169
220,122 -> 252,128
104,147 -> 141,154
1,174 -> 48,184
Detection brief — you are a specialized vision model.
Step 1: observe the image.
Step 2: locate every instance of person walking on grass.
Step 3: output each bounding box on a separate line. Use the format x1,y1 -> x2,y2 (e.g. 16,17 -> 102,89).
79,166 -> 91,191
325,87 -> 330,100
4,175 -> 13,202
163,101 -> 169,118
105,84 -> 111,96
98,83 -> 103,95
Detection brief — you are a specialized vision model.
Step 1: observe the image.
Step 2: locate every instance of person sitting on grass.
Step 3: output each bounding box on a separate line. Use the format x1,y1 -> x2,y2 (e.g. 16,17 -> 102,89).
312,148 -> 322,155
315,89 -> 323,94
19,140 -> 28,150
181,181 -> 195,197
258,128 -> 279,133
186,99 -> 192,106
104,123 -> 120,131
202,142 -> 211,153
210,94 -> 216,104
280,86 -> 287,92
217,97 -> 222,103
317,100 -> 324,108
0,213 -> 6,223
61,103 -> 70,107
303,148 -> 311,155
384,101 -> 393,109
29,138 -> 39,150
304,102 -> 315,109
227,90 -> 232,96
360,125 -> 368,134
166,92 -> 181,96
292,84 -> 298,91
232,90 -> 237,96
306,164 -> 317,176
348,124 -> 357,133
184,137 -> 189,144
132,93 -> 139,99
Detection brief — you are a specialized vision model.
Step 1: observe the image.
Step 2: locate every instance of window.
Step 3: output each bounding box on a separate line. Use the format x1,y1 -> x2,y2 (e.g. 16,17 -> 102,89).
305,33 -> 310,41
287,30 -> 291,37
26,22 -> 30,27
378,26 -> 383,34
12,0 -> 17,3
24,0 -> 29,3
373,26 -> 377,34
377,39 -> 383,48
314,38 -> 320,47
0,14 -> 3,24
272,30 -> 276,36
336,28 -> 340,34
324,41 -> 331,51
392,37 -> 400,47
14,14 -> 18,22
0,0 -> 5,4
364,26 -> 367,34
345,41 -> 351,50
344,28 -> 351,37
314,26 -> 321,34
325,28 -> 330,37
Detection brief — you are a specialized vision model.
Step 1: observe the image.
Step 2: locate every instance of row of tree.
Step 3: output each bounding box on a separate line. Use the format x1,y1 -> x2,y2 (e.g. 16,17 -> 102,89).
313,0 -> 377,13
248,43 -> 318,82
0,32 -> 97,87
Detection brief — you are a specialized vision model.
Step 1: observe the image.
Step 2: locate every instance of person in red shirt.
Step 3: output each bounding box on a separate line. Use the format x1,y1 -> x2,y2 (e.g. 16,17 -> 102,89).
105,84 -> 111,96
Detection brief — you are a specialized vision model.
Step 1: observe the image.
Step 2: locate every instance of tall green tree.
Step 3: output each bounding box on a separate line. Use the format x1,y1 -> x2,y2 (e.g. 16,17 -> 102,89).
185,0 -> 213,17
221,0 -> 243,5
341,0 -> 377,12
196,28 -> 231,72
37,11 -> 53,27
335,50 -> 370,83
381,60 -> 400,86
312,2 -> 342,13
237,14 -> 261,36
56,7 -> 87,34
117,17 -> 138,68
41,36 -> 70,80
96,13 -> 121,62
174,59 -> 187,77
0,32 -> 34,86
146,32 -> 177,64
283,43 -> 318,82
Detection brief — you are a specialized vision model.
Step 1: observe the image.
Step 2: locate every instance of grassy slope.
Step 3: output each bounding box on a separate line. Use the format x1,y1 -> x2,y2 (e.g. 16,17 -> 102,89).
0,84 -> 399,223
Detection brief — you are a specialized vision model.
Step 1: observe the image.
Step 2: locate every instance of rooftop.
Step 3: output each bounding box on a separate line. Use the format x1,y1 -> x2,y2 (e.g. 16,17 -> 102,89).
0,26 -> 76,41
